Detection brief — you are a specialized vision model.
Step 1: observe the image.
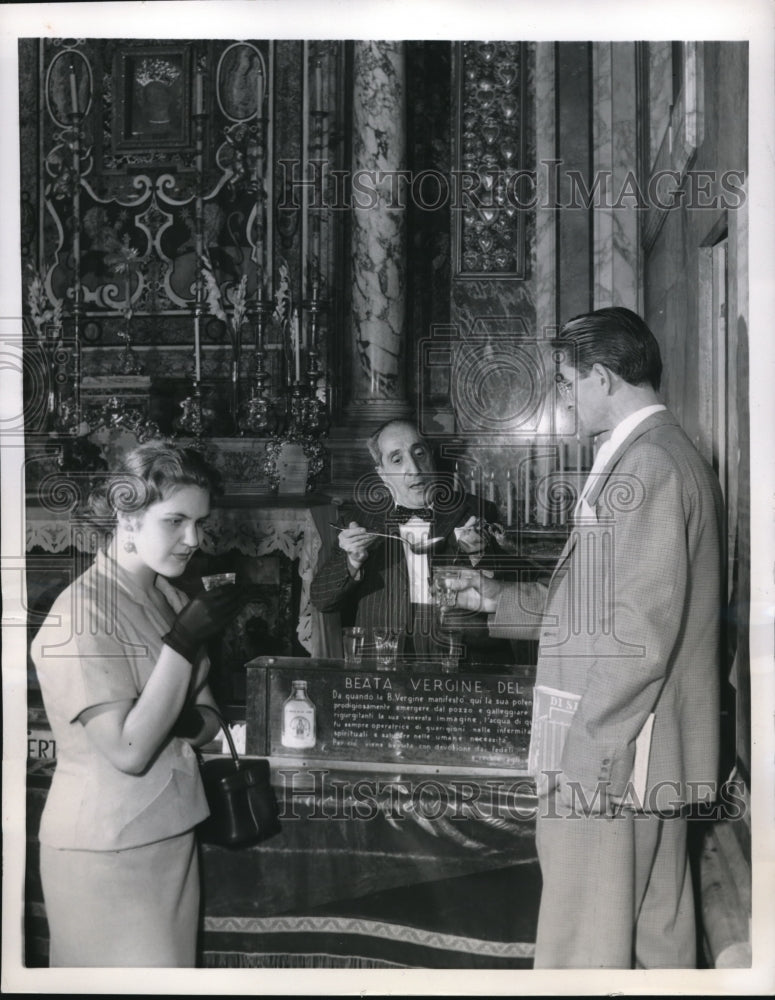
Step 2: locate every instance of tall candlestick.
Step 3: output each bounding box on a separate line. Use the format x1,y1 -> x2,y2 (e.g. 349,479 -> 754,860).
293,308 -> 301,383
539,452 -> 550,526
265,41 -> 275,299
314,59 -> 322,112
524,446 -> 532,524
195,66 -> 203,115
301,41 -> 310,301
255,123 -> 264,297
558,441 -> 566,525
256,59 -> 264,115
194,317 -> 201,382
506,469 -> 513,526
575,434 -> 582,473
69,63 -> 78,115
312,216 -> 321,291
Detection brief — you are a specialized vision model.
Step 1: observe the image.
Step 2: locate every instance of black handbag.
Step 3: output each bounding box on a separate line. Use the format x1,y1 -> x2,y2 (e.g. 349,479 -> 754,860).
197,711 -> 281,848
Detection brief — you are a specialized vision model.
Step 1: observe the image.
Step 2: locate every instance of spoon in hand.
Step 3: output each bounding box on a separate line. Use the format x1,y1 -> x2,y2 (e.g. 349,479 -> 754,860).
329,523 -> 445,555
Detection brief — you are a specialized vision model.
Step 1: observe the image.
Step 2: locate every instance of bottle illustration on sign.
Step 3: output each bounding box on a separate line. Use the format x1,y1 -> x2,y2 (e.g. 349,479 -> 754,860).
281,680 -> 317,749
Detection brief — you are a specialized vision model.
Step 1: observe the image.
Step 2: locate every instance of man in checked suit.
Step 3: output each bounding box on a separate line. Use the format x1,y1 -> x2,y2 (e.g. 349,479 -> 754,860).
310,418 -> 507,663
450,308 -> 724,968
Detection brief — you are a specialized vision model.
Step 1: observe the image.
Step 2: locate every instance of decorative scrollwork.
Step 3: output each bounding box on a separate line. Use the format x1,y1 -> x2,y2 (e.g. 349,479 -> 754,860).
544,476 -> 579,518
84,396 -> 162,443
455,41 -> 527,278
598,472 -> 646,514
352,473 -> 394,517
36,473 -> 83,513
424,473 -> 462,513
262,435 -> 327,493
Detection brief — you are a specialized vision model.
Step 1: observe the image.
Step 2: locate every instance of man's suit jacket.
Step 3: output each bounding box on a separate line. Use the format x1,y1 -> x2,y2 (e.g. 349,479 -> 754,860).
492,410 -> 724,810
311,490 -> 501,642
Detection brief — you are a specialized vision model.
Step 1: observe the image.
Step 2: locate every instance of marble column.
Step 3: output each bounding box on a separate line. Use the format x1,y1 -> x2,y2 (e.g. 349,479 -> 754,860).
534,42 -> 557,338
592,42 -> 640,311
346,40 -> 410,426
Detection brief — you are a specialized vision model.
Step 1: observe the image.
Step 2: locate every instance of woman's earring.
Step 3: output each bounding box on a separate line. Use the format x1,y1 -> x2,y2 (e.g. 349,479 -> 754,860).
123,536 -> 136,553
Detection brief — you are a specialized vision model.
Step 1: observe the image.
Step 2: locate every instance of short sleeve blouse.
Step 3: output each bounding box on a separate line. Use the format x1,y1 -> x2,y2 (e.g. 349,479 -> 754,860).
31,547 -> 210,850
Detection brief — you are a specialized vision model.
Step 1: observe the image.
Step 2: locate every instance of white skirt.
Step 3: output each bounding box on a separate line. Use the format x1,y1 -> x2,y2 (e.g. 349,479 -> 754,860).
40,831 -> 199,967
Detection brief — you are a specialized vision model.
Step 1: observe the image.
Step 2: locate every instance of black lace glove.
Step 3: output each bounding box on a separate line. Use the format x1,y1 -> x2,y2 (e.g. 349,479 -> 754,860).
171,705 -> 206,739
162,585 -> 243,664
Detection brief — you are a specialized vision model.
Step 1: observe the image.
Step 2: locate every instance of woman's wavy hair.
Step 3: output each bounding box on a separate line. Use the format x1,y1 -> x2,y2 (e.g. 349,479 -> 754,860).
88,440 -> 222,533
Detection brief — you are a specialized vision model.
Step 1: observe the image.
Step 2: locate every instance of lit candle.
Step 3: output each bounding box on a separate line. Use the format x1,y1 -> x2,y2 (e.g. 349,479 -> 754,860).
469,468 -> 477,496
524,446 -> 532,524
575,434 -> 582,472
312,217 -> 321,290
314,59 -> 322,112
454,462 -> 463,493
293,308 -> 301,382
536,453 -> 552,527
256,60 -> 264,117
558,442 -> 566,525
540,453 -> 550,526
194,317 -> 201,383
255,241 -> 264,301
506,469 -> 513,526
69,63 -> 78,115
195,66 -> 203,115
255,60 -> 265,293
487,470 -> 495,502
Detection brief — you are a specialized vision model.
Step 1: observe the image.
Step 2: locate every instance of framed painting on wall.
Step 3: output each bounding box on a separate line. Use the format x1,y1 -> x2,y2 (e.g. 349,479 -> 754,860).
112,45 -> 193,152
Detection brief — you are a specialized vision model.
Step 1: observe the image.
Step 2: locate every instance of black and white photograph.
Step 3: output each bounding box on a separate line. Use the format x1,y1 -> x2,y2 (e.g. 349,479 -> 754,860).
1,1 -> 773,995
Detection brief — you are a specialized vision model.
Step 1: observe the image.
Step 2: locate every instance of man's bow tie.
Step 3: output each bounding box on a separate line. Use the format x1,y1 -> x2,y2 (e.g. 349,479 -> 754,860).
392,505 -> 434,523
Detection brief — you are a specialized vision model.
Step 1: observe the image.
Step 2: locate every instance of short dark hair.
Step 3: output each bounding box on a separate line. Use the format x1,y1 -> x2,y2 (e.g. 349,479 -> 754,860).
89,440 -> 221,527
367,418 -> 425,465
553,307 -> 663,391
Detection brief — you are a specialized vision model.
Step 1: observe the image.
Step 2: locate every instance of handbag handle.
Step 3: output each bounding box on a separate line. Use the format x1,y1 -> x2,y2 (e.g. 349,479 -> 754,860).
201,705 -> 242,769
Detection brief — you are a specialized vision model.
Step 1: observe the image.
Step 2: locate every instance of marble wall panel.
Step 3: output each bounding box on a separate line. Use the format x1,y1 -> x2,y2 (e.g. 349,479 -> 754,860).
349,41 -> 407,409
592,42 -> 640,312
534,42 -> 557,338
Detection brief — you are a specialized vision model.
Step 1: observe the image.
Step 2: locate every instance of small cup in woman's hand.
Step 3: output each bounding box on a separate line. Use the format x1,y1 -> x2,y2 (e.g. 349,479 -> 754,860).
163,584 -> 243,663
201,572 -> 236,591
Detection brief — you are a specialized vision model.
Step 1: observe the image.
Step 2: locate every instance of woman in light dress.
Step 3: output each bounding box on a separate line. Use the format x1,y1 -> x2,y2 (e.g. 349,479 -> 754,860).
32,441 -> 241,967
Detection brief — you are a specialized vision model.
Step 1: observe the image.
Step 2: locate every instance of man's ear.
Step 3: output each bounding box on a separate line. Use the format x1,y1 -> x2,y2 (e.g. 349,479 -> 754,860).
591,362 -> 614,393
375,465 -> 396,498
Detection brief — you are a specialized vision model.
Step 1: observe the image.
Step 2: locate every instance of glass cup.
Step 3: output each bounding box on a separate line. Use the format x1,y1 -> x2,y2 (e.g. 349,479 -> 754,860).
432,567 -> 461,614
432,568 -> 464,672
202,572 -> 236,591
373,628 -> 399,670
342,626 -> 365,667
440,641 -> 463,674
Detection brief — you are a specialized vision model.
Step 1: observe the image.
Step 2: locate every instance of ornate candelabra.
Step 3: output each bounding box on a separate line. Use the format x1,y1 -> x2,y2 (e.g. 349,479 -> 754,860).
54,81 -> 86,438
177,59 -> 209,439
243,294 -> 276,434
300,293 -> 328,436
177,41 -> 332,466
242,60 -> 277,437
